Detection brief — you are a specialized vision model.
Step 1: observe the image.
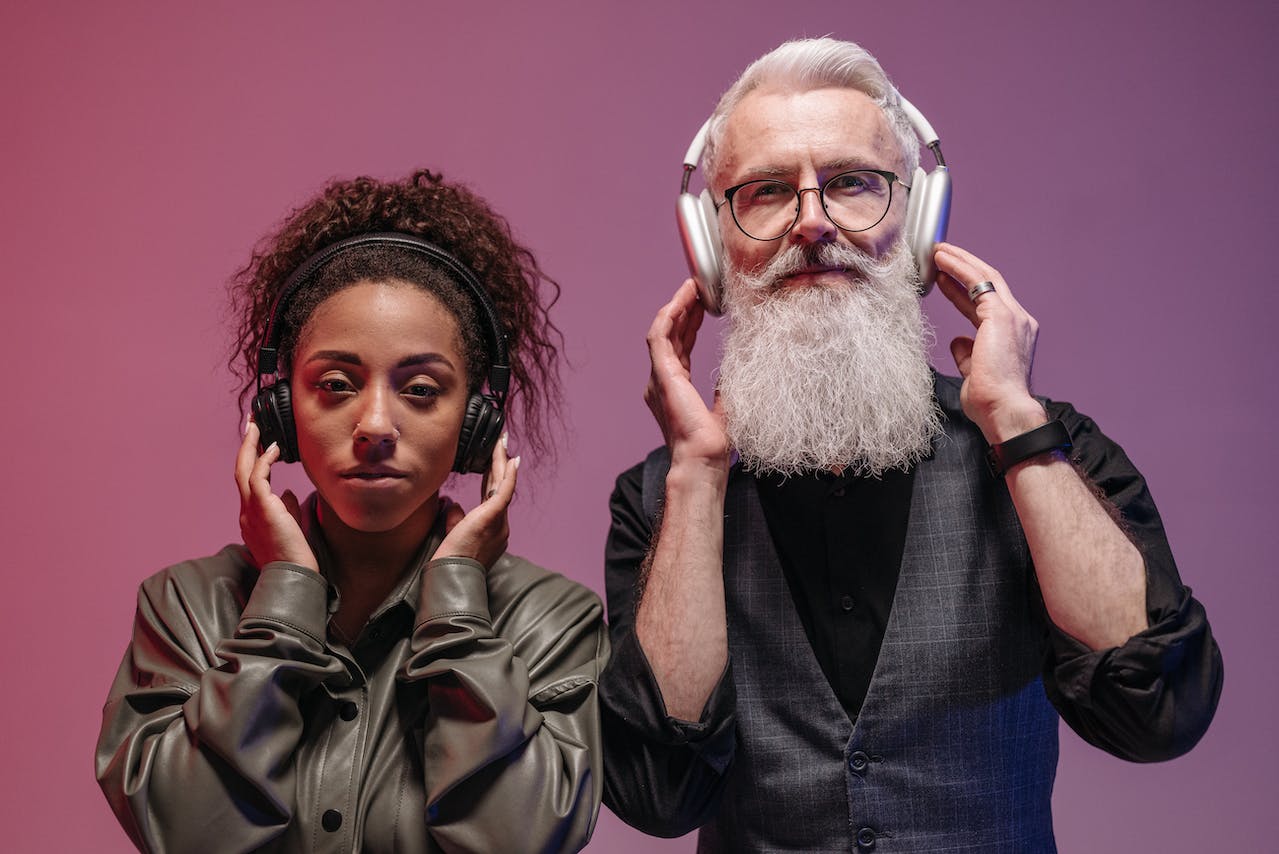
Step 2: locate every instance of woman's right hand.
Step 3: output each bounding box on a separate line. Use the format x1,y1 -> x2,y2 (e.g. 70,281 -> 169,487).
235,420 -> 319,572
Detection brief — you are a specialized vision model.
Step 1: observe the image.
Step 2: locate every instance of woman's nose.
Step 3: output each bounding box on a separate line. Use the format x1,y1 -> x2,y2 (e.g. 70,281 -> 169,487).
353,388 -> 399,447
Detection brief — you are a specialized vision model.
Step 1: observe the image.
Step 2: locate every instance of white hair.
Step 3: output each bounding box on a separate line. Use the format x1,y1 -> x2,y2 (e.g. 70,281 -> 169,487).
702,37 -> 921,189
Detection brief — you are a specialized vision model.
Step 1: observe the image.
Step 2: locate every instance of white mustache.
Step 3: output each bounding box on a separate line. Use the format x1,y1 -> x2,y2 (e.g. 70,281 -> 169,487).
742,241 -> 892,292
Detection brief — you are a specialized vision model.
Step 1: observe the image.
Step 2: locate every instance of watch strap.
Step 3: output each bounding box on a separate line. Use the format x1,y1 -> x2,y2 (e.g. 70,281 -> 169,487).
986,419 -> 1072,477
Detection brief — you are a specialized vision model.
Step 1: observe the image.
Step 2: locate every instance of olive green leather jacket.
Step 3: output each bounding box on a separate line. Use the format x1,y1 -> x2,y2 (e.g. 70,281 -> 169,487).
96,510 -> 607,853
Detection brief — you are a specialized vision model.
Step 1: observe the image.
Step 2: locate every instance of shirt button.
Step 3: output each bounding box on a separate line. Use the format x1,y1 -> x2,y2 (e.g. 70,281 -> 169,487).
849,750 -> 870,774
831,486 -> 847,498
840,595 -> 855,612
339,701 -> 358,721
856,826 -> 877,849
322,809 -> 342,832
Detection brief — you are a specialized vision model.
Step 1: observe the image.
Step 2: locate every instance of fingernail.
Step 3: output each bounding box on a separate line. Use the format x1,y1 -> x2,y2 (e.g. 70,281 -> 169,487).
501,432 -> 509,451
243,415 -> 252,436
512,455 -> 522,470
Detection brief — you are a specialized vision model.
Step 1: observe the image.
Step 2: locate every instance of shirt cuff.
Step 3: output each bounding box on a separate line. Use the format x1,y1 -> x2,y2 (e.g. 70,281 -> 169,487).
417,556 -> 492,625
601,630 -> 737,773
1047,583 -> 1201,708
241,562 -> 330,643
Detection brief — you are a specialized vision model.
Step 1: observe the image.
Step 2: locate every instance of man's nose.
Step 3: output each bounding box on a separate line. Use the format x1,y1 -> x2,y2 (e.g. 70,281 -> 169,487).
791,187 -> 837,244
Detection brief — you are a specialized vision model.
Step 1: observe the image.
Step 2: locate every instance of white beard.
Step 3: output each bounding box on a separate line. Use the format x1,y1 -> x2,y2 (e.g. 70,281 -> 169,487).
718,239 -> 942,478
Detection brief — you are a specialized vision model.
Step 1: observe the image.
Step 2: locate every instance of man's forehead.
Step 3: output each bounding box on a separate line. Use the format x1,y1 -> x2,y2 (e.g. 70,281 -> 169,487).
716,86 -> 903,182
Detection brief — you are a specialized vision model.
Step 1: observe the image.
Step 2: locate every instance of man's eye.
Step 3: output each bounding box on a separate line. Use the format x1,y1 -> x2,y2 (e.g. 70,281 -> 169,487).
745,182 -> 791,203
827,173 -> 870,194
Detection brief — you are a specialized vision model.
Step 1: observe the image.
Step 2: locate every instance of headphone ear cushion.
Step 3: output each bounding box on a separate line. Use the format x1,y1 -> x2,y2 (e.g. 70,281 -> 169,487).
251,380 -> 300,463
676,189 -> 726,316
903,166 -> 952,296
453,393 -> 506,474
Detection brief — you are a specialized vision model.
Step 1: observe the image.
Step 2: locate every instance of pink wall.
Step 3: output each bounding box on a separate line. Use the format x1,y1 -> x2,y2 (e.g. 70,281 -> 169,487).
2,0 -> 1274,849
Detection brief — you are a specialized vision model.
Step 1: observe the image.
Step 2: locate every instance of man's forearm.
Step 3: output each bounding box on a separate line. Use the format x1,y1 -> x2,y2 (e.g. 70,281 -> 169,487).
634,460 -> 730,721
1006,452 -> 1148,649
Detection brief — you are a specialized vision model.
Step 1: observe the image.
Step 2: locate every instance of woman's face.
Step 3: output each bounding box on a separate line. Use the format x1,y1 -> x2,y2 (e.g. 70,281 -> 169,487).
290,280 -> 470,534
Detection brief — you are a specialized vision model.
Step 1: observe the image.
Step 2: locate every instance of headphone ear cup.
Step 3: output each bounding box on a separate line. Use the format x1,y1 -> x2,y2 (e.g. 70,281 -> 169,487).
676,189 -> 726,315
251,379 -> 300,463
903,166 -> 952,295
453,393 -> 506,474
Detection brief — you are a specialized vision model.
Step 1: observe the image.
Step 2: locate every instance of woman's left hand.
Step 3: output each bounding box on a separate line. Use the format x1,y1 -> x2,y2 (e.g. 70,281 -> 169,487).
435,435 -> 520,569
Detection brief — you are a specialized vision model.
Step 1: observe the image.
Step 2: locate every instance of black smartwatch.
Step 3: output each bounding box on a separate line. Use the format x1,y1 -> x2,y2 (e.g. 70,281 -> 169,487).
985,419 -> 1073,477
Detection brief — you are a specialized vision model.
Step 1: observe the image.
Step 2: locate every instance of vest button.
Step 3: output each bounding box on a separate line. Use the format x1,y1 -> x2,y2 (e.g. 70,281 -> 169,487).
849,750 -> 870,773
840,595 -> 856,612
322,809 -> 342,832
856,826 -> 877,849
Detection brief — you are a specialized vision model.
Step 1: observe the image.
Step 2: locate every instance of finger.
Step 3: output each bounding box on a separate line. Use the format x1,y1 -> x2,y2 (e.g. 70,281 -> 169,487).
934,270 -> 982,327
646,294 -> 678,362
248,442 -> 280,500
236,421 -> 261,502
480,453 -> 520,510
949,336 -> 975,378
934,242 -> 1027,309
935,242 -> 1035,321
492,455 -> 520,506
677,292 -> 705,365
483,434 -> 509,502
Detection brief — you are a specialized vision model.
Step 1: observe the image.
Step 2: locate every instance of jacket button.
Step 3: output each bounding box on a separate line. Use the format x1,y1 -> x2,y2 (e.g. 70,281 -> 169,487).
856,826 -> 876,849
849,750 -> 870,773
339,701 -> 358,721
840,595 -> 856,612
322,809 -> 342,832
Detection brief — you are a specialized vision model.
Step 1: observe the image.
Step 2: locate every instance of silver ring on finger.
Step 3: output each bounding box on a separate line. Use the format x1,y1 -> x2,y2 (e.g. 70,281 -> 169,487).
968,280 -> 997,302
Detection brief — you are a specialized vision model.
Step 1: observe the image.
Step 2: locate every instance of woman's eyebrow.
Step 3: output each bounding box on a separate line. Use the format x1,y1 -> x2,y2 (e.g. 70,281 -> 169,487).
397,352 -> 454,370
305,350 -> 361,366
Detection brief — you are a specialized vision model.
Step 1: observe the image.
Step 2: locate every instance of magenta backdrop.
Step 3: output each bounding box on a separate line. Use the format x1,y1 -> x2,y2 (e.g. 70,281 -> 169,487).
2,0 -> 1274,850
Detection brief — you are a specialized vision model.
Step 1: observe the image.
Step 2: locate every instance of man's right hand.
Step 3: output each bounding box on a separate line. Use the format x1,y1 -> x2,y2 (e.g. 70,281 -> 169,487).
644,279 -> 730,471
634,280 -> 732,721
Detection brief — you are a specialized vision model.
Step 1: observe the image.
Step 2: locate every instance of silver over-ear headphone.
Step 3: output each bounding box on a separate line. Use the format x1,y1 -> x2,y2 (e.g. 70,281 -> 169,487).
675,93 -> 951,315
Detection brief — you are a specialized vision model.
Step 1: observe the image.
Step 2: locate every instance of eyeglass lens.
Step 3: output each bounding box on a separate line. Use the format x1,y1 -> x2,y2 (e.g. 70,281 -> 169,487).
729,170 -> 893,240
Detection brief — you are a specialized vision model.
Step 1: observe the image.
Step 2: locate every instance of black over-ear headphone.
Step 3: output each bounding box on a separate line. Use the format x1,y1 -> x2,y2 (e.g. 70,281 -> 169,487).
251,232 -> 511,474
676,92 -> 951,315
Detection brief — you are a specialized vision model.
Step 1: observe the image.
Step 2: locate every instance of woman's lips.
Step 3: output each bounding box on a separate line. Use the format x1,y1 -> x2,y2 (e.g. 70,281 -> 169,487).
340,469 -> 409,486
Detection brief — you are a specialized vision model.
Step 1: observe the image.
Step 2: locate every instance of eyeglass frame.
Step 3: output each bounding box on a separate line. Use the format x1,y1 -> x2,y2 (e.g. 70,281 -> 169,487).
717,168 -> 910,242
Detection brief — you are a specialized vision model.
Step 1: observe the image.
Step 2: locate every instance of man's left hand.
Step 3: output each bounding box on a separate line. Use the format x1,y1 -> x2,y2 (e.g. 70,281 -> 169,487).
934,242 -> 1048,443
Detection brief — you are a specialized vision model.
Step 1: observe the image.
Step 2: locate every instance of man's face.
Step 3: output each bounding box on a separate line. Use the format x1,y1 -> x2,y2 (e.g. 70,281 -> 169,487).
714,86 -> 908,293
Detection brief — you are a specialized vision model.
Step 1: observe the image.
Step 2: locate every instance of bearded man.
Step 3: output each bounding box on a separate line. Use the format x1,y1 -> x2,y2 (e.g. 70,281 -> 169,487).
599,38 -> 1222,853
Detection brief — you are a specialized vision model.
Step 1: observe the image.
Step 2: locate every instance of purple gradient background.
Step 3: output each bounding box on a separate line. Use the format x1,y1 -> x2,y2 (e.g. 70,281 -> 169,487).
2,1 -> 1274,850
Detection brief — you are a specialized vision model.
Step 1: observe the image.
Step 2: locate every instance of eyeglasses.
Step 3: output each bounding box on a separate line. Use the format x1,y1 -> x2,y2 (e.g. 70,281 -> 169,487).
720,169 -> 907,241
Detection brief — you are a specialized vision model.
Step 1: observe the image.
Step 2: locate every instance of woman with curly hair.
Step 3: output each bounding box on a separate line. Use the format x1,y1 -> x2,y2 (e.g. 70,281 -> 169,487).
95,170 -> 606,853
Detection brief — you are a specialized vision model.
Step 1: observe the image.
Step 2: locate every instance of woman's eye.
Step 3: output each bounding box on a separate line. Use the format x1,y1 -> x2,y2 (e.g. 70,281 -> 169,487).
403,384 -> 441,400
318,378 -> 354,394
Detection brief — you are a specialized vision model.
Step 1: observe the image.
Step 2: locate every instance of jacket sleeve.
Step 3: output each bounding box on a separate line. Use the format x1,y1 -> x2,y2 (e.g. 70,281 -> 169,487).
400,555 -> 607,854
597,460 -> 737,838
1039,400 -> 1224,761
95,558 -> 345,853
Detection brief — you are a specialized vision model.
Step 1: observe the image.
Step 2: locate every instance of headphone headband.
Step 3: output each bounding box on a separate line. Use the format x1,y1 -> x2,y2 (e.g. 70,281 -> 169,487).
681,90 -> 944,180
257,232 -> 510,402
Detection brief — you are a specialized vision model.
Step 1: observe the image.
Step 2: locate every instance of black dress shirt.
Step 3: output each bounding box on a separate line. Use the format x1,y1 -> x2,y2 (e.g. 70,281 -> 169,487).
754,465 -> 914,720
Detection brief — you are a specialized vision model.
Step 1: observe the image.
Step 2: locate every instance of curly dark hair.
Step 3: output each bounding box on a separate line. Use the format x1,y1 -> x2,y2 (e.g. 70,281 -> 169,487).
228,169 -> 564,461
